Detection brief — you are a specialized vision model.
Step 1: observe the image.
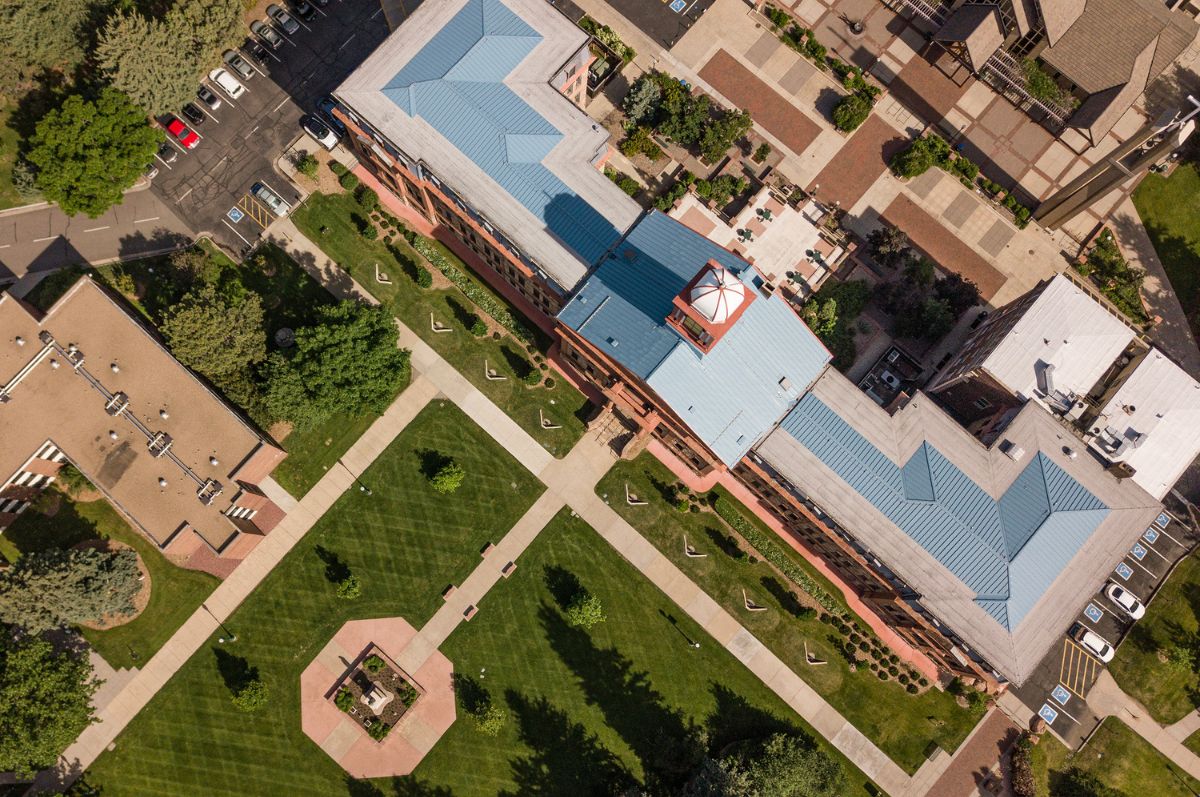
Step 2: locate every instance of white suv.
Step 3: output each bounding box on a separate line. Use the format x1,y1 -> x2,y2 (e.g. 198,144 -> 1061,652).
208,68 -> 245,100
1073,625 -> 1115,663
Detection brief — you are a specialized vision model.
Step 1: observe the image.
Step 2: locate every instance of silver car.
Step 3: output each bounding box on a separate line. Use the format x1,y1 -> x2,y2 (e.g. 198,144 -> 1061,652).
252,20 -> 284,49
267,3 -> 300,35
252,182 -> 290,217
224,50 -> 256,80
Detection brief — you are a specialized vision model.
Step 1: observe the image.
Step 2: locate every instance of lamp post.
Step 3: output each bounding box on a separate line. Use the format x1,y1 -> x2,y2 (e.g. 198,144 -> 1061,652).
339,459 -> 373,495
201,603 -> 237,643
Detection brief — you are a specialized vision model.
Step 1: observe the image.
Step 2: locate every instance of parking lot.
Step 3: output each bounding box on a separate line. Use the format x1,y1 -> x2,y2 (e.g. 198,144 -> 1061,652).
150,0 -> 402,255
1012,509 -> 1196,748
550,0 -> 714,49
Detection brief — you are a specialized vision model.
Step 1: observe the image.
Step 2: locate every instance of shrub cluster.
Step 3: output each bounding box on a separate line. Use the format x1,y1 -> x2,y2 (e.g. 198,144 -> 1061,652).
410,237 -> 536,343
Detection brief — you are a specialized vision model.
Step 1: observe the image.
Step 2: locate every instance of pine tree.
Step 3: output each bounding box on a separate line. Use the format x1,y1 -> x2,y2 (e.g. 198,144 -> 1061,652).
0,547 -> 141,634
0,0 -> 89,93
161,283 -> 267,381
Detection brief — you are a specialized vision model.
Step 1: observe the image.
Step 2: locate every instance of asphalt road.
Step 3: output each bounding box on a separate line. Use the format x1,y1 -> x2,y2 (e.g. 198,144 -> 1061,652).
150,0 -> 395,256
0,188 -> 192,284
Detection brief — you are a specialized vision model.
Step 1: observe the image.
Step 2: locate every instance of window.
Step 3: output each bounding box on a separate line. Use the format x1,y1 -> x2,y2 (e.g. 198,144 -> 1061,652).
974,397 -> 993,410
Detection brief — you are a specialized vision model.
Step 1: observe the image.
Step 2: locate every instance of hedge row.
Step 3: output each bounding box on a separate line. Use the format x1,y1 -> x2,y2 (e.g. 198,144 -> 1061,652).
712,496 -> 841,614
410,237 -> 535,344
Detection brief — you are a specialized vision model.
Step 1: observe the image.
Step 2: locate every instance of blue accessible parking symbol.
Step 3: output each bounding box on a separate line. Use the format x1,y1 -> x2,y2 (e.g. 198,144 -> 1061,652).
1156,512 -> 1171,528
1051,685 -> 1071,705
1038,704 -> 1059,724
1084,603 -> 1103,624
1131,543 -> 1147,561
1115,562 -> 1134,580
1144,527 -> 1160,544
669,0 -> 686,11
227,206 -> 245,223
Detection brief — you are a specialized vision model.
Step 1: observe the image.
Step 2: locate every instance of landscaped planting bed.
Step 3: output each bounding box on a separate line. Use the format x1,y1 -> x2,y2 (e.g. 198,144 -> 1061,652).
596,454 -> 986,772
333,648 -> 421,742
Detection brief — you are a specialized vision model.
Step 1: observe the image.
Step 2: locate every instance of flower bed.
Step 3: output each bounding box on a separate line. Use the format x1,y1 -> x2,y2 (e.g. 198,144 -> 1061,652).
331,646 -> 422,742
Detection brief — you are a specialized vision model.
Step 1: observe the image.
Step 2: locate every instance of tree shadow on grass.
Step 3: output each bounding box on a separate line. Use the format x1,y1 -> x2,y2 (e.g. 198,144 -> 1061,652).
314,545 -> 351,584
760,575 -> 809,619
213,648 -> 259,696
499,345 -> 534,379
451,673 -> 491,715
345,774 -> 453,797
705,527 -> 746,561
445,297 -> 477,329
500,689 -> 632,796
704,682 -> 800,753
647,473 -> 679,504
415,449 -> 452,481
542,565 -> 582,611
1,490 -> 100,558
539,603 -> 704,790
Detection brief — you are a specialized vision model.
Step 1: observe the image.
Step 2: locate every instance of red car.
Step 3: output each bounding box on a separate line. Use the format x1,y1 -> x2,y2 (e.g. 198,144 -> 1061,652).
166,117 -> 200,149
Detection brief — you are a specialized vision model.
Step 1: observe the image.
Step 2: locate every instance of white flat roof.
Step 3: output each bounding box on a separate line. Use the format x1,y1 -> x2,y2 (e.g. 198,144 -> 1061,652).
983,274 -> 1136,402
1090,348 -> 1200,499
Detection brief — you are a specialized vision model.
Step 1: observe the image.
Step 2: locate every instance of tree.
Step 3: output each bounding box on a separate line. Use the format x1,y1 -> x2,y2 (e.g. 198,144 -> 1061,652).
866,224 -> 910,268
263,301 -> 410,429
1051,767 -> 1124,797
295,153 -> 318,178
166,247 -> 219,290
565,590 -> 605,629
623,75 -> 662,127
161,283 -> 267,381
97,0 -> 241,116
231,677 -> 268,712
430,460 -> 465,494
738,733 -> 845,796
933,272 -> 980,317
0,547 -> 141,633
1010,734 -> 1035,797
896,297 -> 954,340
336,574 -> 361,600
0,634 -> 99,777
832,93 -> 872,132
0,0 -> 89,94
472,702 -> 508,736
56,463 -> 92,496
801,297 -> 838,339
700,109 -> 752,163
903,256 -> 935,287
26,88 -> 162,217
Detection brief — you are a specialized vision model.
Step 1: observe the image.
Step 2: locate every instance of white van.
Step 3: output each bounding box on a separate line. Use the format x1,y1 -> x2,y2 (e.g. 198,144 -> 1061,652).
208,69 -> 245,100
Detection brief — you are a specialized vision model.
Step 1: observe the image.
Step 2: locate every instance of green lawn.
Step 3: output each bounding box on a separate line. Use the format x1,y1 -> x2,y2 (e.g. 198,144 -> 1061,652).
1187,728 -> 1200,758
410,509 -> 874,795
0,490 -> 219,669
1133,163 -> 1200,339
1109,553 -> 1200,724
85,401 -> 545,794
1032,718 -> 1200,797
596,454 -> 984,773
21,243 -> 404,498
291,191 -> 589,457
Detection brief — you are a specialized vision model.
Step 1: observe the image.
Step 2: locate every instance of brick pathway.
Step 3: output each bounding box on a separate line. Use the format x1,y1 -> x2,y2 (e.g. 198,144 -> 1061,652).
809,114 -> 910,209
924,708 -> 1018,797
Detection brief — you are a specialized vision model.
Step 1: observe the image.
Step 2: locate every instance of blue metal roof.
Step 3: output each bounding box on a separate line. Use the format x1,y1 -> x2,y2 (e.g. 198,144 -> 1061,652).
382,0 -> 624,267
779,393 -> 1109,631
559,211 -> 830,466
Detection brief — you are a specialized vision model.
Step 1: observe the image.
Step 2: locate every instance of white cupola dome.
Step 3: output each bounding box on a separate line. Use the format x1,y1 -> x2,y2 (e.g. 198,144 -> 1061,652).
688,267 -> 745,324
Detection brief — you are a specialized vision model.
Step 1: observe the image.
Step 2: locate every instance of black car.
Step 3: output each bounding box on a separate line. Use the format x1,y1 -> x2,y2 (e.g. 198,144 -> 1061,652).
245,39 -> 269,66
156,142 -> 178,164
317,96 -> 346,135
292,0 -> 317,22
312,0 -> 328,7
197,86 -> 222,111
181,103 -> 205,125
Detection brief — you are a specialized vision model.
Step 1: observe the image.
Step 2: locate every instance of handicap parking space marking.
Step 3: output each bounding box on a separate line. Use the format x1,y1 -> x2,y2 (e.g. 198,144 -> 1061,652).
237,194 -> 272,229
227,206 -> 245,223
1131,542 -> 1148,561
1156,512 -> 1171,529
1084,603 -> 1104,624
1115,562 -> 1134,580
669,0 -> 686,11
1038,704 -> 1059,725
1051,685 -> 1071,705
1144,526 -> 1160,544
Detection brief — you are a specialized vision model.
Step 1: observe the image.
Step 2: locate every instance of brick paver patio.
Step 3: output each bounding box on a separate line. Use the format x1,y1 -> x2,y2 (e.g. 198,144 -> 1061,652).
809,114 -> 909,209
882,194 -> 1007,300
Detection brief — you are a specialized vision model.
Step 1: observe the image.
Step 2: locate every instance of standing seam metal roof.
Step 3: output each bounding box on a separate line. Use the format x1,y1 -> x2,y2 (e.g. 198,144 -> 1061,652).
381,0 -> 624,266
559,211 -> 830,466
779,393 -> 1109,630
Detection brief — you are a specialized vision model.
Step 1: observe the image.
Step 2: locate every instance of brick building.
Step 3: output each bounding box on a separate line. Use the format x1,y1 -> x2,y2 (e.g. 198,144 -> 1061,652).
0,278 -> 288,574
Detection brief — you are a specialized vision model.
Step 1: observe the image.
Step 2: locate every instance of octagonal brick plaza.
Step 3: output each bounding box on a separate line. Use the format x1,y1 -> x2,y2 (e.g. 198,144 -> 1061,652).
300,618 -> 456,778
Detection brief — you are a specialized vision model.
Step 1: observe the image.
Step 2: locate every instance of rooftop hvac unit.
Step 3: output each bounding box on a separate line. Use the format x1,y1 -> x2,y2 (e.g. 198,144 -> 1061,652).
104,392 -> 130,417
197,479 -> 223,505
999,440 -> 1025,461
147,431 -> 173,458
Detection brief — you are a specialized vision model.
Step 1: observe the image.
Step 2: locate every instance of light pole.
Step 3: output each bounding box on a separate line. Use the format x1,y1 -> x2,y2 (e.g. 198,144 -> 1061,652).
339,459 -> 373,496
201,603 -> 237,643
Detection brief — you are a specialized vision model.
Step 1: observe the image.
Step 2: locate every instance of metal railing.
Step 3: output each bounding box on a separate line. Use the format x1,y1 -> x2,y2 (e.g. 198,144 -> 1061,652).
979,49 -> 1074,129
878,0 -> 949,29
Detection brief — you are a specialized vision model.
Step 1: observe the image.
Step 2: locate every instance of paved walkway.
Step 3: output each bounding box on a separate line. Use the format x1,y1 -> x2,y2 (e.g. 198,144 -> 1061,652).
1168,708 -> 1200,742
35,375 -> 440,791
1086,670 -> 1200,782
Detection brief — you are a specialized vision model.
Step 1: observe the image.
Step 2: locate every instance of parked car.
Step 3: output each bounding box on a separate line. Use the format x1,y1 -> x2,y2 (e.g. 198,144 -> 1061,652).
197,86 -> 222,111
311,0 -> 328,7
244,39 -> 269,67
301,115 -> 337,150
223,50 -> 256,80
208,68 -> 245,99
166,117 -> 199,149
143,161 -> 159,180
268,3 -> 300,33
1106,583 -> 1146,620
317,95 -> 345,135
181,103 -> 206,125
251,19 -> 284,48
252,182 -> 290,217
156,142 -> 178,164
1072,625 -> 1115,663
291,0 -> 317,22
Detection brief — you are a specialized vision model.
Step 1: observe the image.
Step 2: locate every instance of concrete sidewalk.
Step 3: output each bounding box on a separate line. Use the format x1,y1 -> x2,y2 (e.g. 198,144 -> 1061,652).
36,375 -> 440,792
1087,670 -> 1200,782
